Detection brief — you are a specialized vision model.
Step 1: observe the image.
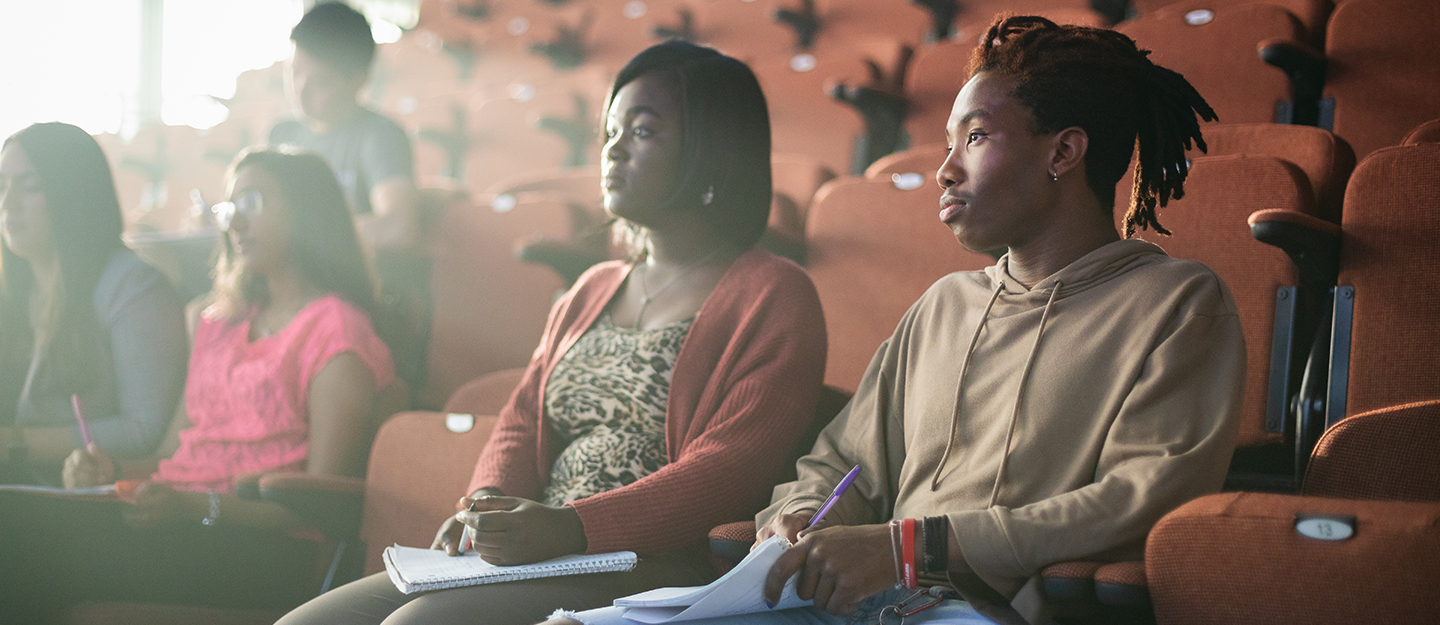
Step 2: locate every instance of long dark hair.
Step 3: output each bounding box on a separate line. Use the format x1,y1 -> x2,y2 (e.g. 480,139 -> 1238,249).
606,41 -> 773,254
0,122 -> 127,405
210,147 -> 378,322
967,15 -> 1218,237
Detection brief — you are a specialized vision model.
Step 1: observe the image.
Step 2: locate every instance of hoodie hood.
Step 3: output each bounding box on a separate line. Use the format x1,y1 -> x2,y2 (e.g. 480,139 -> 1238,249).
984,238 -> 1169,299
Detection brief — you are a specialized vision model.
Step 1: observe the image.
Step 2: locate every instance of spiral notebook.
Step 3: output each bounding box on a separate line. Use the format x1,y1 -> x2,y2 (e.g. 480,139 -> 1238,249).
383,545 -> 639,594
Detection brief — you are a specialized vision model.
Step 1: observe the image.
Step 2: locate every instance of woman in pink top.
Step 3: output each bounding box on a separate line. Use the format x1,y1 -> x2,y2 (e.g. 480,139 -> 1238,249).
66,146 -> 395,521
0,148 -> 395,621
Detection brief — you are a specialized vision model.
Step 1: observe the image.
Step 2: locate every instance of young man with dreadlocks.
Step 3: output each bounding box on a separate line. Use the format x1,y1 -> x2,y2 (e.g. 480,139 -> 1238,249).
543,15 -> 1246,625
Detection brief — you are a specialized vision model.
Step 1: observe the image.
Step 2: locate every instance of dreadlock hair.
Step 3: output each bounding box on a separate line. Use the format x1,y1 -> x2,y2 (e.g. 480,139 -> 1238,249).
967,15 -> 1218,237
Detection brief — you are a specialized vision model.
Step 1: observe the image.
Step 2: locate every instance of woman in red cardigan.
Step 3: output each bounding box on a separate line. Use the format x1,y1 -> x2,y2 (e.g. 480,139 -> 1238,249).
279,41 -> 828,625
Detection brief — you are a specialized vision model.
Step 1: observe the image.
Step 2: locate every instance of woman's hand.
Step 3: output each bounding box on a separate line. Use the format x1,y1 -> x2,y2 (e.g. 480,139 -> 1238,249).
431,514 -> 468,556
121,481 -> 202,528
452,495 -> 586,566
62,443 -> 116,489
763,523 -> 897,616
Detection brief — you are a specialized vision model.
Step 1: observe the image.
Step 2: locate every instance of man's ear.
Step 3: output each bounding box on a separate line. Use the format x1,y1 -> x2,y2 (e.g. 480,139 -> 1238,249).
1050,127 -> 1089,179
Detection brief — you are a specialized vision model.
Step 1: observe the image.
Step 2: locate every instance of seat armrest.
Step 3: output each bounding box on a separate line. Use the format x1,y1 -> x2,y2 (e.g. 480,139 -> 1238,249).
1258,38 -> 1325,100
1041,561 -> 1105,603
709,521 -> 757,564
1094,561 -> 1148,608
1148,492 -> 1440,624
246,472 -> 366,540
1248,209 -> 1341,287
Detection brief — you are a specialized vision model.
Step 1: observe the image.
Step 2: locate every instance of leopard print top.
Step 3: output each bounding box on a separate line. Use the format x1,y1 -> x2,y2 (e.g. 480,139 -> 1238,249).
541,312 -> 694,506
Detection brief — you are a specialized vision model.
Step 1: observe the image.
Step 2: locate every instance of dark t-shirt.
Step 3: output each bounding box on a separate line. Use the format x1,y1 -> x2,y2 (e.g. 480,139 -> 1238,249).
268,108 -> 415,216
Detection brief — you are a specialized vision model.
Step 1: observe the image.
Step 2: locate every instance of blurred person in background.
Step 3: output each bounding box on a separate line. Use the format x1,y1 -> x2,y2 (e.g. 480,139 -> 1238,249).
0,147 -> 396,621
269,2 -> 429,387
0,121 -> 187,484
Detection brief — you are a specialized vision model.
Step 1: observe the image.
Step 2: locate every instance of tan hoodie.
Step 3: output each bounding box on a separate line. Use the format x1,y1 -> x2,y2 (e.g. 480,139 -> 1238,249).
759,239 -> 1246,624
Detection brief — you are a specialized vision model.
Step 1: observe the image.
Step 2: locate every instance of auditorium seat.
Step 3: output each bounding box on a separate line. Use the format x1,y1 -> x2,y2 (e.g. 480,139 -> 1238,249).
1130,155 -> 1319,458
1182,123 -> 1354,223
422,196 -> 571,409
1311,142 -> 1440,425
1118,3 -> 1303,125
748,47 -> 881,175
1145,400 -> 1440,625
1128,0 -> 1333,46
804,175 -> 993,392
1320,0 -> 1440,160
463,67 -> 611,196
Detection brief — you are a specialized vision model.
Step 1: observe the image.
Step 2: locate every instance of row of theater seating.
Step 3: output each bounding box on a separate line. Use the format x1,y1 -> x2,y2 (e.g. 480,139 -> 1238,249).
108,0 -> 1440,238
68,0 -> 1439,622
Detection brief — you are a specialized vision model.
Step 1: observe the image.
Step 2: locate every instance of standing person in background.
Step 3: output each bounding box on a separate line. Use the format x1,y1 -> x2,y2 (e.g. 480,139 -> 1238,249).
269,2 -> 428,385
0,122 -> 187,484
269,1 -> 418,251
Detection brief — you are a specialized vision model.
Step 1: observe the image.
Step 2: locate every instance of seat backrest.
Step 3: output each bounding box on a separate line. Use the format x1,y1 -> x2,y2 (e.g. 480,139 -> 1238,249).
1402,119 -> 1440,146
1183,123 -> 1355,223
1324,0 -> 1440,160
1303,399 -> 1440,502
422,198 -> 570,408
1330,143 -> 1440,420
1118,3 -> 1300,125
1129,0 -> 1332,46
864,143 -> 948,180
1130,155 -> 1316,449
443,367 -> 526,416
804,176 -> 994,391
359,411 -> 497,574
749,42 -> 901,175
903,39 -> 974,148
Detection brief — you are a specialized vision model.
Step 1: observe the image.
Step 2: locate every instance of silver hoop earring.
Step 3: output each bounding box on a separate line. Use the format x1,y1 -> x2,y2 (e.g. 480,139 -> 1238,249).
701,185 -> 715,206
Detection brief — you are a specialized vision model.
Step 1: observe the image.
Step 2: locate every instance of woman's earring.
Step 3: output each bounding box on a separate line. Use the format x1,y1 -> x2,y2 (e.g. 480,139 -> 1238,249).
1050,170 -> 1059,182
701,185 -> 715,206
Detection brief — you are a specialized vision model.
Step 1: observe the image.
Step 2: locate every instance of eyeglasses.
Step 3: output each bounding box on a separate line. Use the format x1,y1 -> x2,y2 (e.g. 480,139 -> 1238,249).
211,190 -> 263,230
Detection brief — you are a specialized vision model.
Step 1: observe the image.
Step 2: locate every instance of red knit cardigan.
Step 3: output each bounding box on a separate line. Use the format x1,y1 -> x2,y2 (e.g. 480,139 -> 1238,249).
467,247 -> 828,554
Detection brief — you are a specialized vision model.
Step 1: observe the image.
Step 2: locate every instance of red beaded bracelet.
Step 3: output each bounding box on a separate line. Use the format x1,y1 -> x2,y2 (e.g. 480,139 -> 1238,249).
901,518 -> 918,590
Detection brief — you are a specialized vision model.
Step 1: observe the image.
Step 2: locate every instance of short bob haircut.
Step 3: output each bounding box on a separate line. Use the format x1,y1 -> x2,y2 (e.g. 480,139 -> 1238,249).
290,2 -> 376,76
606,41 -> 772,251
210,147 -> 378,323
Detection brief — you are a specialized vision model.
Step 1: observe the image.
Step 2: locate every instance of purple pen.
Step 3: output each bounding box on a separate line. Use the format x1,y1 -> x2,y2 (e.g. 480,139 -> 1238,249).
70,394 -> 93,447
806,464 -> 862,529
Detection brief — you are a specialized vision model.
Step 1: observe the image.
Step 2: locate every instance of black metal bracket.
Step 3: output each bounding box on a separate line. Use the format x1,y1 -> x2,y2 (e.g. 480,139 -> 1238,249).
1325,286 -> 1354,429
1265,287 -> 1299,433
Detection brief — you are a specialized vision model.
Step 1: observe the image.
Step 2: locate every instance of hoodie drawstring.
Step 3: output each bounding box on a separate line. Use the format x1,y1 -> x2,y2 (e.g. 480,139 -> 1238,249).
930,282 -> 1004,491
930,280 -> 1063,498
987,281 -> 1061,506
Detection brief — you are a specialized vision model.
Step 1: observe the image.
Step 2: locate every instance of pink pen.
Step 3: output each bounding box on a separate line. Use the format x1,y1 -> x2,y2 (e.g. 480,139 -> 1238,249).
70,393 -> 93,447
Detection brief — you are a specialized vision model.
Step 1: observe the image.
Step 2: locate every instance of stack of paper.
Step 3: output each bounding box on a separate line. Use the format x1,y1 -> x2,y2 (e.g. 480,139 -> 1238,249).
615,536 -> 812,623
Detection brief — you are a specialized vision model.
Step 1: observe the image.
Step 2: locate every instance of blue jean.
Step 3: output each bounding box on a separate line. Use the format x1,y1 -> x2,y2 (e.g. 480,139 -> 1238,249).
561,587 -> 1000,625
